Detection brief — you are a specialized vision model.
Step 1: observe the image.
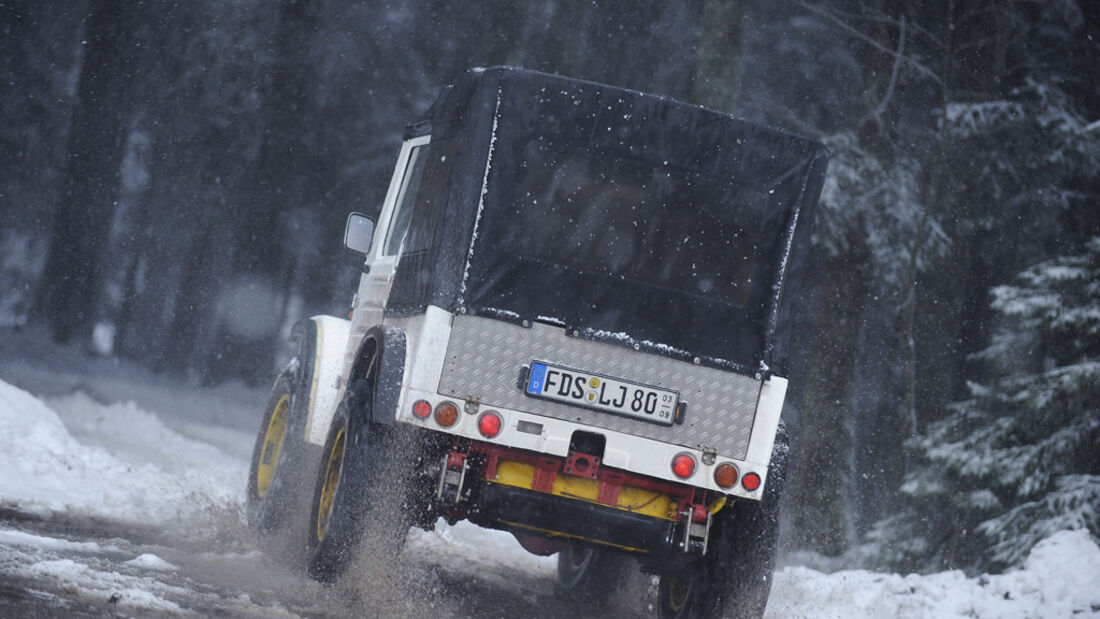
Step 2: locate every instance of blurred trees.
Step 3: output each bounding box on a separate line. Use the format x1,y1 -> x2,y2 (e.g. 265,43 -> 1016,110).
6,0 -> 731,381
0,0 -> 1097,570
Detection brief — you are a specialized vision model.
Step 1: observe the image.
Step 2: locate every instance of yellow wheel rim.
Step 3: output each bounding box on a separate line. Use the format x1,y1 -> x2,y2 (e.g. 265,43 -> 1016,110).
316,425 -> 346,541
256,393 -> 290,498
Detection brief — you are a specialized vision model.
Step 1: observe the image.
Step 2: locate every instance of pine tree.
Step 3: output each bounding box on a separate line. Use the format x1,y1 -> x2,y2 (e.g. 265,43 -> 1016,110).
873,239 -> 1100,572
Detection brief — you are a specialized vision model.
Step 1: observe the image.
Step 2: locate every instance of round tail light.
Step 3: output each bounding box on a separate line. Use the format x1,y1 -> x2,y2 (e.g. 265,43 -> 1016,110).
714,463 -> 739,489
477,411 -> 503,438
671,453 -> 697,479
742,472 -> 762,492
412,400 -> 432,419
434,401 -> 459,427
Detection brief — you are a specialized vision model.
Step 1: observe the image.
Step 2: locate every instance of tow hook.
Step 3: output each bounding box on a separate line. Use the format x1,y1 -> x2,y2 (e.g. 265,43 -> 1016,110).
680,506 -> 712,556
437,451 -> 469,505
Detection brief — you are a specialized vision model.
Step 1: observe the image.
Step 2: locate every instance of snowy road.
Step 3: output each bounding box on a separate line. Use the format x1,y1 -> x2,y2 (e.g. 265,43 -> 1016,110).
0,360 -> 1098,618
0,371 -> 588,618
0,505 -> 589,618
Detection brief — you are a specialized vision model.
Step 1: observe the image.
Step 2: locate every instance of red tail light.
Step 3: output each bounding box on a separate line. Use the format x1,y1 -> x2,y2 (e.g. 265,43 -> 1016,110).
671,453 -> 696,479
434,401 -> 459,427
714,463 -> 739,489
412,400 -> 432,419
477,411 -> 503,438
742,472 -> 762,491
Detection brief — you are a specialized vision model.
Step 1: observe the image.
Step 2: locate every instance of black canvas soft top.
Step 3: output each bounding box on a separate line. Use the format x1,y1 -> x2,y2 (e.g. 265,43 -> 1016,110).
387,67 -> 828,377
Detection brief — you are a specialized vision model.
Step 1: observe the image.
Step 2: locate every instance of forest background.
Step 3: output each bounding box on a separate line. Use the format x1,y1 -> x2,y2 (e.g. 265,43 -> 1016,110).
2,0 -> 1098,575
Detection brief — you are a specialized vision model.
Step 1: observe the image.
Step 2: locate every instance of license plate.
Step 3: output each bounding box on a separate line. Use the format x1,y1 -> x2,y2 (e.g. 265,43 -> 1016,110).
525,361 -> 678,425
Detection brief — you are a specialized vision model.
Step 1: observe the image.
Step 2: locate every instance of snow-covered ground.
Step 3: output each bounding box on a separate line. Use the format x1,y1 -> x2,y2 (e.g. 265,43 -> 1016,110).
0,381 -> 245,527
0,362 -> 1098,617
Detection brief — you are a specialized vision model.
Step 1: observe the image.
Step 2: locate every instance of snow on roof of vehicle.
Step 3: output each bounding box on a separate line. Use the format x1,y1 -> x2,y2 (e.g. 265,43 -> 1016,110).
388,66 -> 828,376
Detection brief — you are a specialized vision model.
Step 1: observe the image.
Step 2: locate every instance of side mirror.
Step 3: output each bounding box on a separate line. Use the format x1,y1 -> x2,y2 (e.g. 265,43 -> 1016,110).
344,212 -> 375,255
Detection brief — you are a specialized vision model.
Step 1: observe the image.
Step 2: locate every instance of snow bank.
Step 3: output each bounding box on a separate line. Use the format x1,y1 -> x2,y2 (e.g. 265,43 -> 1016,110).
767,529 -> 1100,618
0,379 -> 245,527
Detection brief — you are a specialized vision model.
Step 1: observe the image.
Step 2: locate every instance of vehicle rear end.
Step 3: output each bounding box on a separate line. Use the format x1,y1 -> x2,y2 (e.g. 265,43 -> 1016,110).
382,67 -> 828,572
390,307 -> 787,563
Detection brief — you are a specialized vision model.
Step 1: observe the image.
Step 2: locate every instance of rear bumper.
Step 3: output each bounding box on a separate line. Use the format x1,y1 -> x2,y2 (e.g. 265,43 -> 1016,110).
473,482 -> 677,554
435,439 -> 710,558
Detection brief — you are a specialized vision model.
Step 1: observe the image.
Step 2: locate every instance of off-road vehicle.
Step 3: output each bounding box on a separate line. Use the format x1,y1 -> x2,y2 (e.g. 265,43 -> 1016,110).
246,66 -> 828,618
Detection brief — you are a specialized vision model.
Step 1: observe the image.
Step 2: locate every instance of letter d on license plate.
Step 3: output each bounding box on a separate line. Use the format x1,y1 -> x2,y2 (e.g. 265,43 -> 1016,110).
525,361 -> 677,426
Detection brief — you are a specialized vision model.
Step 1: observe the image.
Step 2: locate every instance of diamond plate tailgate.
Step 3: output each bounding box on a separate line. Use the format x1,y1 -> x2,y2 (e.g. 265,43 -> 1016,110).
437,316 -> 760,459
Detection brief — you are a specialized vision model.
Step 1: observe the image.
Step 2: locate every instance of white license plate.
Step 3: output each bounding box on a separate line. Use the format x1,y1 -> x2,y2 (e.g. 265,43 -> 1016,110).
525,361 -> 677,425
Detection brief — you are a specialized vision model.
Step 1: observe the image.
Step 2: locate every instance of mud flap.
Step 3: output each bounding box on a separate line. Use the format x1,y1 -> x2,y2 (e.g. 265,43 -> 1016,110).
349,325 -> 407,425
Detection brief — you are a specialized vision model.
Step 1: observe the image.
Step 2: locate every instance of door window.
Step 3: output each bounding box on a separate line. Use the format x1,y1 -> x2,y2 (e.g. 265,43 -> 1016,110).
382,143 -> 430,256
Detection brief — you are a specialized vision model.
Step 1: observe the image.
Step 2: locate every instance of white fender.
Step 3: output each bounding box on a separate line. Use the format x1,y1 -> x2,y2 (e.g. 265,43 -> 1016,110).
303,315 -> 351,446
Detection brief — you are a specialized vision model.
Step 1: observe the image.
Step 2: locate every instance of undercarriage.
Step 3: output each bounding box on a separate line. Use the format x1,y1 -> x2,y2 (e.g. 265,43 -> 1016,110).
434,438 -> 716,572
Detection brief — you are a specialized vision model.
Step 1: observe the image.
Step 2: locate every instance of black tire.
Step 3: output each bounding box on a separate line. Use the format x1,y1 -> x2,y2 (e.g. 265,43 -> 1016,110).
305,398 -> 365,583
245,322 -> 322,537
657,422 -> 790,619
556,544 -> 631,601
305,375 -> 428,583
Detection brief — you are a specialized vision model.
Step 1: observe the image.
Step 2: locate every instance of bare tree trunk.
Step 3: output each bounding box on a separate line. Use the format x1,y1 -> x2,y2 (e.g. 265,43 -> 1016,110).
898,0 -> 954,473
231,0 -> 320,279
89,119 -> 152,355
179,0 -> 321,383
35,0 -> 138,343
